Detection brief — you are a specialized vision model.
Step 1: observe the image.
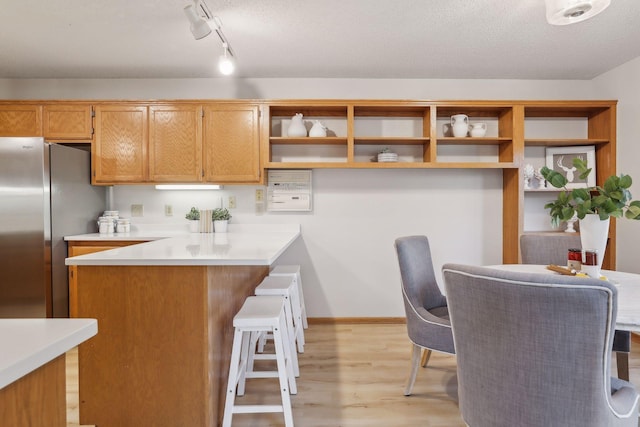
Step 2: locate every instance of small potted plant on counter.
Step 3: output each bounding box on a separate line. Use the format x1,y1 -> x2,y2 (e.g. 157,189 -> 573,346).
212,207 -> 232,233
185,207 -> 200,233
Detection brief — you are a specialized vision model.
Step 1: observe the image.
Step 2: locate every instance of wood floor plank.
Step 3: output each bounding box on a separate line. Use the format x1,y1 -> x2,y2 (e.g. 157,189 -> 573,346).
65,323 -> 640,427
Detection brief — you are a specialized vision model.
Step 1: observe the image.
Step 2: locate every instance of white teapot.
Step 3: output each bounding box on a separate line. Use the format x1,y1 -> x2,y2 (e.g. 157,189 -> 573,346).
451,114 -> 469,137
309,120 -> 327,137
287,113 -> 307,137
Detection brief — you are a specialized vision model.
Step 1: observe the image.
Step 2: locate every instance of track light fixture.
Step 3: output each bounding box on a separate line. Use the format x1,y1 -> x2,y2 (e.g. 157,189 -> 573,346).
545,0 -> 611,25
183,0 -> 237,75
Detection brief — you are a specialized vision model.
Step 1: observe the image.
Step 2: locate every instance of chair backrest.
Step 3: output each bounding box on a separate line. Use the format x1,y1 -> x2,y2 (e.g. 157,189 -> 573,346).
442,263 -> 633,427
520,233 -> 581,265
395,236 -> 446,312
395,236 -> 454,354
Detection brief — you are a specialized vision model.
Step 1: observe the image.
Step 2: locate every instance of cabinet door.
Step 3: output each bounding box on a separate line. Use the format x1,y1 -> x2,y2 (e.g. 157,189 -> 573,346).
0,104 -> 42,136
68,241 -> 148,317
43,104 -> 93,141
149,104 -> 203,182
203,104 -> 260,183
94,105 -> 148,183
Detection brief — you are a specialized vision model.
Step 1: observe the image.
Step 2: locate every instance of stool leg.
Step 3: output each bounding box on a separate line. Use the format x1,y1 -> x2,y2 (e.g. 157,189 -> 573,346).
257,331 -> 269,353
282,296 -> 300,376
277,313 -> 297,396
237,330 -> 252,396
294,272 -> 308,329
273,319 -> 295,427
222,328 -> 244,427
289,287 -> 305,352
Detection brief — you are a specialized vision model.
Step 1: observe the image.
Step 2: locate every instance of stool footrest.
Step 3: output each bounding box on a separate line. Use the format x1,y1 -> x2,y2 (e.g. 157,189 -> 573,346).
245,371 -> 279,379
233,405 -> 284,414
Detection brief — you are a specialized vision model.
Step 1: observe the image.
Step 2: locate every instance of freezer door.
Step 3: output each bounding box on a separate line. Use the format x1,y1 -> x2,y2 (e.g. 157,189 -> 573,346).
0,137 -> 48,317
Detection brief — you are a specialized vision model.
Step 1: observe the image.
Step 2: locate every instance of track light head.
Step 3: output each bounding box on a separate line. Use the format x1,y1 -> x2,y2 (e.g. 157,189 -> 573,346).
184,4 -> 211,40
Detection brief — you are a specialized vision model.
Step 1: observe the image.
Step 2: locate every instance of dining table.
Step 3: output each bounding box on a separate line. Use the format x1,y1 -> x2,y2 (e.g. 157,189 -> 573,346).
487,264 -> 640,332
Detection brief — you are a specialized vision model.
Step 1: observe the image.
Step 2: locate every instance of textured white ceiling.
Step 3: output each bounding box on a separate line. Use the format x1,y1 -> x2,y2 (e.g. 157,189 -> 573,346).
0,0 -> 639,80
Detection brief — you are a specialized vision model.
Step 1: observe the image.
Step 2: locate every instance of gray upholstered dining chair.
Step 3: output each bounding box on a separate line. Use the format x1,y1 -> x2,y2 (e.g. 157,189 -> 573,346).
442,263 -> 640,427
394,235 -> 454,396
520,233 -> 631,380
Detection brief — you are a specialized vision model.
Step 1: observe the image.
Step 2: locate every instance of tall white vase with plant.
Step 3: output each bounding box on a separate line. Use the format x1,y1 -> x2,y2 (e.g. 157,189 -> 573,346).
541,158 -> 640,276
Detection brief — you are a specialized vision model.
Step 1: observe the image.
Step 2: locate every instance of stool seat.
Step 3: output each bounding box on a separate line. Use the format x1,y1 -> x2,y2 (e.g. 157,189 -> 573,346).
270,265 -> 308,329
256,276 -> 305,355
233,296 -> 284,328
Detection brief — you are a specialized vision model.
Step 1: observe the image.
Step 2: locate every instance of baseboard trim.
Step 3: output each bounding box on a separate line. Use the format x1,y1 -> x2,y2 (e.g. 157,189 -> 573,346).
308,317 -> 405,325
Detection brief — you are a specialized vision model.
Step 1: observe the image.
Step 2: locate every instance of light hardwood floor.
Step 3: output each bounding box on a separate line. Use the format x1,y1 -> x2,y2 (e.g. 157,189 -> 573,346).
66,323 -> 640,427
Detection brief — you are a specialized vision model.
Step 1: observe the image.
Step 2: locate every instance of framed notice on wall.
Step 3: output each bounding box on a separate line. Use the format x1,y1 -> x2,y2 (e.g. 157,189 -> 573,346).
267,170 -> 313,212
545,145 -> 596,188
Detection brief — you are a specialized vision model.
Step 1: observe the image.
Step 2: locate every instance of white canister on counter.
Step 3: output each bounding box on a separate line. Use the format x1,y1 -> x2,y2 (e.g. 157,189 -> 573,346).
98,217 -> 114,234
116,218 -> 131,233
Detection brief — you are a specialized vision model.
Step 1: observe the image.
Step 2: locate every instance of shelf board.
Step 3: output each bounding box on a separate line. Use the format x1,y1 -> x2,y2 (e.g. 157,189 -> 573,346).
524,138 -> 609,147
524,187 -> 563,192
265,161 -> 518,169
354,137 -> 429,145
437,137 -> 512,145
269,137 -> 347,145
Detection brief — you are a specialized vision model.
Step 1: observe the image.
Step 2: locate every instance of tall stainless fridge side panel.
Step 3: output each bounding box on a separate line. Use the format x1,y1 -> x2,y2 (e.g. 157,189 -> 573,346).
49,143 -> 105,317
0,137 -> 48,317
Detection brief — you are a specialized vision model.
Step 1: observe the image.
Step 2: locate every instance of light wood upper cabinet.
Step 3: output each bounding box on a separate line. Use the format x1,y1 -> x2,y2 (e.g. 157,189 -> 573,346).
93,105 -> 148,184
149,104 -> 203,182
203,104 -> 261,183
0,104 -> 42,136
43,104 -> 93,141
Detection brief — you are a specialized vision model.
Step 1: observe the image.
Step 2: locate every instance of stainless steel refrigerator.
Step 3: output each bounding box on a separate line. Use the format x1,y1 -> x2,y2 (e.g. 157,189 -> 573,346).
0,137 -> 105,318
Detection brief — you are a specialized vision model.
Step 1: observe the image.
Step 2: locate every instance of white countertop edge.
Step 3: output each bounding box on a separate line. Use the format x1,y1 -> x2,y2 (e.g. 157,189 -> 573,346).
65,223 -> 301,241
0,319 -> 98,390
65,227 -> 301,266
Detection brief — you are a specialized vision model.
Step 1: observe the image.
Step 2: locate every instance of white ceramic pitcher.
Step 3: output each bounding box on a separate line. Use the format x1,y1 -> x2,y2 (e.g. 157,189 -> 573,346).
451,114 -> 469,137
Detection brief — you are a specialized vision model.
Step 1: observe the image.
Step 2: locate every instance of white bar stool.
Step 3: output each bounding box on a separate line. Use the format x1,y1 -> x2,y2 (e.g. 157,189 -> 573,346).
255,275 -> 305,355
222,296 -> 296,427
270,265 -> 308,329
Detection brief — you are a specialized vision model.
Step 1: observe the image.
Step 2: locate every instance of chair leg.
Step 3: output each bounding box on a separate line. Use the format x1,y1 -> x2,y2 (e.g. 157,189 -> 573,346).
616,351 -> 630,381
421,348 -> 432,367
404,344 -> 422,396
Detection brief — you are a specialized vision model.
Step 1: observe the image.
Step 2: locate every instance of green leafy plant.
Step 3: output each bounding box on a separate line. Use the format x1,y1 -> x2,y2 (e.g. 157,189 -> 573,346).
185,207 -> 200,221
212,207 -> 232,221
540,157 -> 640,227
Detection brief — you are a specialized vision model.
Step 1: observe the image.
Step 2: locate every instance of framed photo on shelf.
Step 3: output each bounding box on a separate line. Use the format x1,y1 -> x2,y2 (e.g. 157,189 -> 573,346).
545,146 -> 596,189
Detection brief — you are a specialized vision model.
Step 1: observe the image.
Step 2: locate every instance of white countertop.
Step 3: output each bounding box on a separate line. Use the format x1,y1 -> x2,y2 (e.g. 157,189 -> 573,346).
0,318 -> 97,389
65,224 -> 301,266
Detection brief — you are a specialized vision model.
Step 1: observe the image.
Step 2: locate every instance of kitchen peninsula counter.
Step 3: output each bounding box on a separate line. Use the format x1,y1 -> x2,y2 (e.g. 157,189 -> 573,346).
65,224 -> 300,266
0,319 -> 97,426
64,224 -> 300,427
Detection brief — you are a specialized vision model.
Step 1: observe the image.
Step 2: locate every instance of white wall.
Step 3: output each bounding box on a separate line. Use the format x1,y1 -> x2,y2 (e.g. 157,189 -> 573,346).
1,77 -> 601,317
592,56 -> 640,274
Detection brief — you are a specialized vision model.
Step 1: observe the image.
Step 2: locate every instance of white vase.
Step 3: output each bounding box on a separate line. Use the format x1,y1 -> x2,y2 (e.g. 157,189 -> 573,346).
188,220 -> 200,233
287,113 -> 307,137
579,214 -> 610,276
214,220 -> 228,233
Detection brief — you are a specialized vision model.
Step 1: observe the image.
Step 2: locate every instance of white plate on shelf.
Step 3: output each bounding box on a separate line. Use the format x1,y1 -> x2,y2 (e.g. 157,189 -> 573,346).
378,153 -> 398,162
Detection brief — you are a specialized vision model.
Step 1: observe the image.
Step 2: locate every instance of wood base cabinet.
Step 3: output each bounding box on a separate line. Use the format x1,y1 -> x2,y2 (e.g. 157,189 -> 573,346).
74,264 -> 268,427
0,355 -> 66,427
